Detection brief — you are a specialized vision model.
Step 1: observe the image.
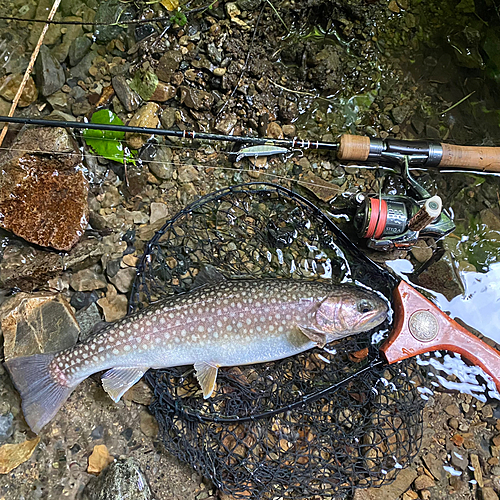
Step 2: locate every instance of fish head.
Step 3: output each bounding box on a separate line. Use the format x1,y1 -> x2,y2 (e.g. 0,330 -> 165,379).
313,286 -> 389,340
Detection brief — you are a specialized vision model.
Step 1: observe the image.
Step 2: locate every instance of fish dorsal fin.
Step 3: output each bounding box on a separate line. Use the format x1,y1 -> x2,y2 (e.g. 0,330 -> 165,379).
192,265 -> 227,290
194,361 -> 219,399
101,367 -> 148,403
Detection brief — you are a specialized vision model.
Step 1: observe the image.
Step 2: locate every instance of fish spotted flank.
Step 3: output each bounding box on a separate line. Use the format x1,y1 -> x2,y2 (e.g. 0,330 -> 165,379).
5,266 -> 388,434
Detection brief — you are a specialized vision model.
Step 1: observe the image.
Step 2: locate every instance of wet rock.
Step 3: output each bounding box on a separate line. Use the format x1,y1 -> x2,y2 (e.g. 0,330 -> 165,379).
51,17 -> 83,63
392,105 -> 410,124
177,164 -> 199,183
0,414 -> 14,445
451,448 -> 468,471
76,302 -> 102,342
122,167 -> 148,198
109,267 -> 136,294
83,458 -> 152,500
88,444 -> 114,475
141,145 -> 174,180
150,202 -> 169,225
266,122 -> 284,139
411,240 -> 433,263
352,467 -> 417,500
112,76 -> 141,112
156,50 -> 183,83
0,292 -> 80,360
126,103 -> 160,149
97,284 -> 128,322
70,266 -> 107,292
0,74 -> 38,107
299,171 -> 341,202
95,0 -> 134,42
178,86 -> 214,110
69,51 -> 97,80
47,90 -> 70,113
414,474 -> 435,490
123,381 -> 152,406
0,143 -> 89,250
149,82 -> 176,102
278,98 -> 298,123
416,252 -> 464,301
160,107 -> 176,129
35,45 -> 65,97
140,411 -> 159,438
214,115 -> 237,135
69,36 -> 92,67
482,487 -> 500,500
0,437 -> 40,475
282,124 -> 296,137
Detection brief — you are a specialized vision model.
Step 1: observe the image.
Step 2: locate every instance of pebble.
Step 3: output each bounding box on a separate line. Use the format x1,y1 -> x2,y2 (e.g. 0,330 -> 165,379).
160,107 -> 176,129
214,115 -> 237,135
450,448 -> 468,471
150,202 -> 169,225
87,444 -> 114,475
109,267 -> 136,294
156,50 -> 183,83
35,45 -> 66,97
482,487 -> 500,500
0,414 -> 14,445
413,474 -> 435,490
123,381 -> 152,406
140,411 -> 159,437
282,124 -> 296,137
352,468 -> 417,500
179,86 -> 214,111
76,302 -> 102,342
266,121 -> 284,139
140,144 -> 174,180
411,240 -> 433,263
0,292 -> 80,360
70,267 -> 108,291
471,454 -> 484,487
177,164 -> 200,183
112,75 -> 141,112
149,82 -> 176,102
97,284 -> 128,322
83,458 -> 152,499
126,103 -> 160,149
69,36 -> 92,67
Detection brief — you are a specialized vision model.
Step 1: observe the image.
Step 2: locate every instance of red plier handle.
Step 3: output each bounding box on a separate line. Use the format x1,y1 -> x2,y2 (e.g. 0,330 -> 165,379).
381,280 -> 500,391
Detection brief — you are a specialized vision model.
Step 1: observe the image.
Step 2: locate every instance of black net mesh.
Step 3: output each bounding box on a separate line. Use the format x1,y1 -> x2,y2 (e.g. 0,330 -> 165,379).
130,183 -> 426,498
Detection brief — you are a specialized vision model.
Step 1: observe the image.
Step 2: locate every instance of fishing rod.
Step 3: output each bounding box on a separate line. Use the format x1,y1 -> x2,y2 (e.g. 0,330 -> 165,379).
1,115 -> 500,172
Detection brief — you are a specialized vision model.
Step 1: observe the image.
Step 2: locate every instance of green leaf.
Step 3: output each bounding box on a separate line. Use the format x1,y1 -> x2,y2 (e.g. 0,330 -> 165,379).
170,11 -> 187,27
129,71 -> 158,101
456,0 -> 475,13
83,109 -> 126,164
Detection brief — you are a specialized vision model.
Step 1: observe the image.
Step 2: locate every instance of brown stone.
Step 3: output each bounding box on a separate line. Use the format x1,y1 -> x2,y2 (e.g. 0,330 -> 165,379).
414,474 -> 435,490
352,468 -> 418,500
125,102 -> 160,149
0,74 -> 38,107
149,82 -> 176,102
299,170 -> 341,202
266,121 -> 283,139
156,50 -> 183,83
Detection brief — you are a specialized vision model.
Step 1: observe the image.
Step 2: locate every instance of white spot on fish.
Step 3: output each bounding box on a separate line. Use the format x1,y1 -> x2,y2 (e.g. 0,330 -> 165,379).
198,325 -> 205,333
160,318 -> 166,324
124,345 -> 131,352
113,348 -> 119,355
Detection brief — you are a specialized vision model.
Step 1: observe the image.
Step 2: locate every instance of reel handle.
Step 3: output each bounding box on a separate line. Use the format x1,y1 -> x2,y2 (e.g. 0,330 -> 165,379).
380,280 -> 500,392
338,134 -> 500,172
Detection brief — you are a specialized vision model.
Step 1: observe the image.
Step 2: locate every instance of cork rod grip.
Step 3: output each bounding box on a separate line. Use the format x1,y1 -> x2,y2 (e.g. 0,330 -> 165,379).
381,281 -> 500,391
337,135 -> 371,161
438,143 -> 500,172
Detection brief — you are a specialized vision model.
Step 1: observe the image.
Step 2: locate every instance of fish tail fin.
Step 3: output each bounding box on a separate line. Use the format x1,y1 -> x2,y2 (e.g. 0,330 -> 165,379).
4,353 -> 76,434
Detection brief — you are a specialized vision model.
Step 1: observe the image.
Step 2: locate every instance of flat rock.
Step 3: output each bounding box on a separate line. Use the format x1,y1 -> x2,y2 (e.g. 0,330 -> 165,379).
178,86 -> 214,110
70,266 -> 107,291
125,103 -> 160,149
150,202 -> 169,225
83,458 -> 152,500
112,75 -> 141,112
35,45 -> 66,97
97,284 -> 128,322
109,267 -> 136,294
0,292 -> 80,361
352,468 -> 418,500
149,82 -> 175,102
0,74 -> 38,107
156,50 -> 183,83
0,152 -> 88,251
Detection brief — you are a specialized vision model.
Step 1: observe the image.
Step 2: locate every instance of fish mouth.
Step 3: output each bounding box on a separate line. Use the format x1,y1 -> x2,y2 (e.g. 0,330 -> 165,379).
355,305 -> 388,331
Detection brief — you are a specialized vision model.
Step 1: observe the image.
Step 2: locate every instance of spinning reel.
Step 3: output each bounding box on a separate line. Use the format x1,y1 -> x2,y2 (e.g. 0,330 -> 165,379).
352,155 -> 455,251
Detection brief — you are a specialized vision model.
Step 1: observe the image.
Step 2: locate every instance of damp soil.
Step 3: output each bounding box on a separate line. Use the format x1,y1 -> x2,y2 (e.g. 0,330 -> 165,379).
0,0 -> 499,499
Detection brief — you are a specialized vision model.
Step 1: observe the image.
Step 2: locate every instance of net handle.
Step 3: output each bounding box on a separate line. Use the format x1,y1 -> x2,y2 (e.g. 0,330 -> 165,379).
381,280 -> 500,391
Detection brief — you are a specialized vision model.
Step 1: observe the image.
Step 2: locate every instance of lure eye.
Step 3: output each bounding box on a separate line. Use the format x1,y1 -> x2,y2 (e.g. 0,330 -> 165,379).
358,300 -> 373,314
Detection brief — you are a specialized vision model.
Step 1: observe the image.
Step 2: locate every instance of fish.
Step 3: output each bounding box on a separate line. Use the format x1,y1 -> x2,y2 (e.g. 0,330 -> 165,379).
4,266 -> 388,434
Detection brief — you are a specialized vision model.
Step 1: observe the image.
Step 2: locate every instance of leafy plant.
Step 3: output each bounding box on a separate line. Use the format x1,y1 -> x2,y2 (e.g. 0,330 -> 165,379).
83,109 -> 135,164
130,70 -> 158,101
170,10 -> 188,27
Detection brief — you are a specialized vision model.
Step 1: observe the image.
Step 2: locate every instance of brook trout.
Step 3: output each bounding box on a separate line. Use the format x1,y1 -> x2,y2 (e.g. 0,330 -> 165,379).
5,266 -> 388,434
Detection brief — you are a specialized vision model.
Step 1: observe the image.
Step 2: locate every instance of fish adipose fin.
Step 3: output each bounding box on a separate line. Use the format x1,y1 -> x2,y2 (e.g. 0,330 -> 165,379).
194,362 -> 219,399
4,353 -> 76,434
101,367 -> 148,403
192,265 -> 226,290
298,325 -> 327,348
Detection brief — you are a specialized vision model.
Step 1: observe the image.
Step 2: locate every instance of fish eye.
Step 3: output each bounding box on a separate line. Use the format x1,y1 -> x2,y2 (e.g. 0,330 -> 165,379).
358,300 -> 372,314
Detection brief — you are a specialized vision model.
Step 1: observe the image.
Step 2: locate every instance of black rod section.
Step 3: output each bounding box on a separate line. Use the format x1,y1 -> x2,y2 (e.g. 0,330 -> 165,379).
0,115 -> 339,151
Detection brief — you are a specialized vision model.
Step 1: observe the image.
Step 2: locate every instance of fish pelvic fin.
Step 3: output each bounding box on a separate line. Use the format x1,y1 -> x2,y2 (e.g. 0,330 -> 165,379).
101,367 -> 147,403
4,353 -> 76,434
194,362 -> 219,399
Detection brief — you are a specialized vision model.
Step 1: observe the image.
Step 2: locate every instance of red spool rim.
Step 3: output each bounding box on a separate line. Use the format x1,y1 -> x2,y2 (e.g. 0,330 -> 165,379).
364,198 -> 388,239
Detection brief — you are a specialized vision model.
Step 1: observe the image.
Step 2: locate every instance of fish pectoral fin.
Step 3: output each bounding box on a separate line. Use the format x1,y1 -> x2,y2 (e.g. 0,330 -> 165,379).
194,362 -> 219,399
192,265 -> 226,290
101,367 -> 148,403
297,324 -> 327,349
